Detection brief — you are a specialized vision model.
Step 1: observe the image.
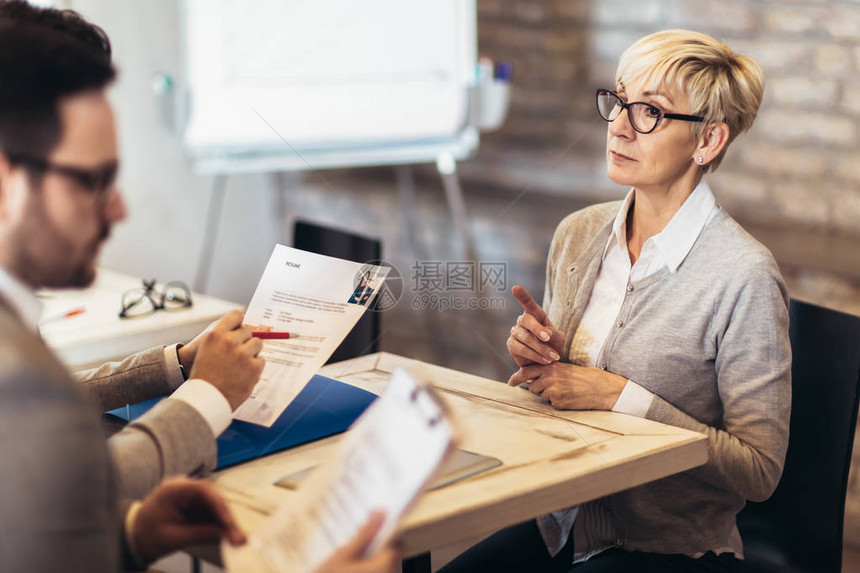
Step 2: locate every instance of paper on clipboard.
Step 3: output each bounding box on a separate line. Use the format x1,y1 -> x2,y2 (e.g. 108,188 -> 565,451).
233,244 -> 389,427
221,368 -> 458,573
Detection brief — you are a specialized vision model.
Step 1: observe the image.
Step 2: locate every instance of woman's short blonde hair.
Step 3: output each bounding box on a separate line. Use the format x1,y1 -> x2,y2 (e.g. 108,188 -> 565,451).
616,29 -> 764,172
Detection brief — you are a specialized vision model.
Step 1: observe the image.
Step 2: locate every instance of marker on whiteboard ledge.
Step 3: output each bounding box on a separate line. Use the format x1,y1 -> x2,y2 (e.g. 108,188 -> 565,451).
252,331 -> 300,340
477,56 -> 494,84
494,61 -> 513,82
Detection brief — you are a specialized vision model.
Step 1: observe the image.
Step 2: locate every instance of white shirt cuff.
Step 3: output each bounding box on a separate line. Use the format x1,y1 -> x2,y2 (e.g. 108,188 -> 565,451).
162,344 -> 186,392
170,379 -> 232,437
611,380 -> 654,418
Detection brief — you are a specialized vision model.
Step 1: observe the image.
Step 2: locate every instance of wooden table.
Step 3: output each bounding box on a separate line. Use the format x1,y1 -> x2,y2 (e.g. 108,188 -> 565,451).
208,352 -> 708,569
40,268 -> 242,369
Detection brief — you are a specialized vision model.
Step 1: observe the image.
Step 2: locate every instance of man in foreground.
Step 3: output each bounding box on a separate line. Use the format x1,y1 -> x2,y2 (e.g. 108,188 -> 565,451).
0,19 -> 395,573
0,0 -> 268,500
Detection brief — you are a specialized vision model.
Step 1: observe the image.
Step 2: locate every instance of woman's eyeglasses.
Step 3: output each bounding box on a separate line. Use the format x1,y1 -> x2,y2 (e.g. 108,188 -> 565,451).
596,89 -> 704,134
119,279 -> 193,319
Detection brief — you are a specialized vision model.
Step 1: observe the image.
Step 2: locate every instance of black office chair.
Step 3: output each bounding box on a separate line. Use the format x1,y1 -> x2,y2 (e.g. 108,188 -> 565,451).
737,299 -> 860,573
293,219 -> 382,363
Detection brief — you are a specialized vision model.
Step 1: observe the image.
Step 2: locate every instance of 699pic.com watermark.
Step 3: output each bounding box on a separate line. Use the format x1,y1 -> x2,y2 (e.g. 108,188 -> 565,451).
410,261 -> 507,312
411,293 -> 505,311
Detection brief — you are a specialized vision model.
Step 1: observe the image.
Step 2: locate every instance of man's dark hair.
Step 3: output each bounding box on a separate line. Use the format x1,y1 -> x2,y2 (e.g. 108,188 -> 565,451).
0,22 -> 116,160
0,0 -> 111,57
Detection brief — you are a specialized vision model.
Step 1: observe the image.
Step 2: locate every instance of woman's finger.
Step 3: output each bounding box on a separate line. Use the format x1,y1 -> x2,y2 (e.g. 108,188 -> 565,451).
507,336 -> 553,368
512,326 -> 560,362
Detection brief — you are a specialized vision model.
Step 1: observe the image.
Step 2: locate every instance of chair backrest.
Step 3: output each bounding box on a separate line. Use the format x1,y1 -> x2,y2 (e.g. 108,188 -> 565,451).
292,219 -> 382,364
737,299 -> 860,573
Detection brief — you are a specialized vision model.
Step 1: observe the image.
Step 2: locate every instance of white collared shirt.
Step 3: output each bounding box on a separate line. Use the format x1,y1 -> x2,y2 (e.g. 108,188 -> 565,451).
0,266 -> 43,333
569,179 -> 718,417
0,266 -> 231,437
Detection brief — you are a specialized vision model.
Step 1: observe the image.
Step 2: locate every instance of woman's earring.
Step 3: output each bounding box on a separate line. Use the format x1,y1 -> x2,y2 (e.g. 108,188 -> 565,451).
696,156 -> 704,164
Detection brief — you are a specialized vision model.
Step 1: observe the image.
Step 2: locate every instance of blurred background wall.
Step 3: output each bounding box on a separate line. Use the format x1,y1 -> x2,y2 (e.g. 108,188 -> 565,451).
464,0 -> 860,237
68,0 -> 860,308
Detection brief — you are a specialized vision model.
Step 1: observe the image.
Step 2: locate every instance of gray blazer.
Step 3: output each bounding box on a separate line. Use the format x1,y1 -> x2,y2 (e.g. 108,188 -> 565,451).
78,347 -> 219,498
78,347 -> 174,411
0,300 -> 122,571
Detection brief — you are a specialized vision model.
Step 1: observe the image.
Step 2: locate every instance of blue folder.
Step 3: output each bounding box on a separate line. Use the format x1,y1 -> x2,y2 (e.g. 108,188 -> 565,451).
106,374 -> 377,469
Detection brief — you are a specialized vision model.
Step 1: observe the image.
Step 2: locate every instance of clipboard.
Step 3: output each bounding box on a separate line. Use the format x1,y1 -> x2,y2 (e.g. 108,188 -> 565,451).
221,367 -> 460,573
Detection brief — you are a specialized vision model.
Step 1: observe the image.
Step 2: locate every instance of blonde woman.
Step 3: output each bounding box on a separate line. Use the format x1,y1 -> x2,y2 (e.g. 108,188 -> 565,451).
443,30 -> 791,573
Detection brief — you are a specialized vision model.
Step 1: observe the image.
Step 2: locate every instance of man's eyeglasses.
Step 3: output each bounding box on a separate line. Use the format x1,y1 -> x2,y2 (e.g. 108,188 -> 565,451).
119,279 -> 193,319
6,151 -> 118,194
596,89 -> 704,134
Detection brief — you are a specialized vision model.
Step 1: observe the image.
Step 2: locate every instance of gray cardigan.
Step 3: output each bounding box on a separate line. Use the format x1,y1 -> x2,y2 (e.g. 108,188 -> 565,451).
540,202 -> 792,556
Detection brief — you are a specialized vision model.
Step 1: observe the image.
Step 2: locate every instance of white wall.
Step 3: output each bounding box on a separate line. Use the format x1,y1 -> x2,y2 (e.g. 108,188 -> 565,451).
69,0 -> 284,304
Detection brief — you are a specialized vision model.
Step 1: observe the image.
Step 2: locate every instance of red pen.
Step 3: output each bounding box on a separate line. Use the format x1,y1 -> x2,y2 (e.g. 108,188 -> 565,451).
42,305 -> 86,323
64,307 -> 86,319
251,331 -> 293,340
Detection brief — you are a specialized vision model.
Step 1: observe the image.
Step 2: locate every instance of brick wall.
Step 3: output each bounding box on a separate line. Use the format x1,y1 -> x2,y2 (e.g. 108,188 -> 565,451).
462,0 -> 860,237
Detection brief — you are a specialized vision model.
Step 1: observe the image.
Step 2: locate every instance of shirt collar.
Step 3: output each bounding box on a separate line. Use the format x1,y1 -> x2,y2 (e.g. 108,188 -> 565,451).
0,266 -> 43,332
606,189 -> 636,259
653,179 -> 717,272
604,179 -> 718,273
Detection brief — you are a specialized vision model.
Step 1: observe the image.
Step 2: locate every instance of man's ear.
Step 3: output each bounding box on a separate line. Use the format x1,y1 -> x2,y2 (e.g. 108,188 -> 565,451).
0,153 -> 23,221
694,123 -> 730,167
0,153 -> 12,218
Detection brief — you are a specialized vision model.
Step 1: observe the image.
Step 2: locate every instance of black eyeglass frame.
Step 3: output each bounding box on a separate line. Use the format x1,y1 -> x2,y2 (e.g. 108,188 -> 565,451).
596,89 -> 705,134
119,279 -> 193,319
5,151 -> 119,194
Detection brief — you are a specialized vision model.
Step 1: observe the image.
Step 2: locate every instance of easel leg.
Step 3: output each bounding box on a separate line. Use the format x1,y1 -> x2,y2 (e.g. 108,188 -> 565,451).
271,170 -> 305,246
396,165 -> 429,263
193,174 -> 228,294
396,165 -> 447,365
271,171 -> 289,245
435,155 -> 510,378
436,153 -> 477,262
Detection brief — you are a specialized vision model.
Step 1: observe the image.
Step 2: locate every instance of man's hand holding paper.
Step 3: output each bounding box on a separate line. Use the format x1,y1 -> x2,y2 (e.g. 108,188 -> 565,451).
187,310 -> 265,410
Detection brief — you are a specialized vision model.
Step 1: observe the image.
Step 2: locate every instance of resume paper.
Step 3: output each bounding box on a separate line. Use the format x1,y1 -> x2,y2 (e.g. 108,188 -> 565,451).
234,244 -> 389,426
